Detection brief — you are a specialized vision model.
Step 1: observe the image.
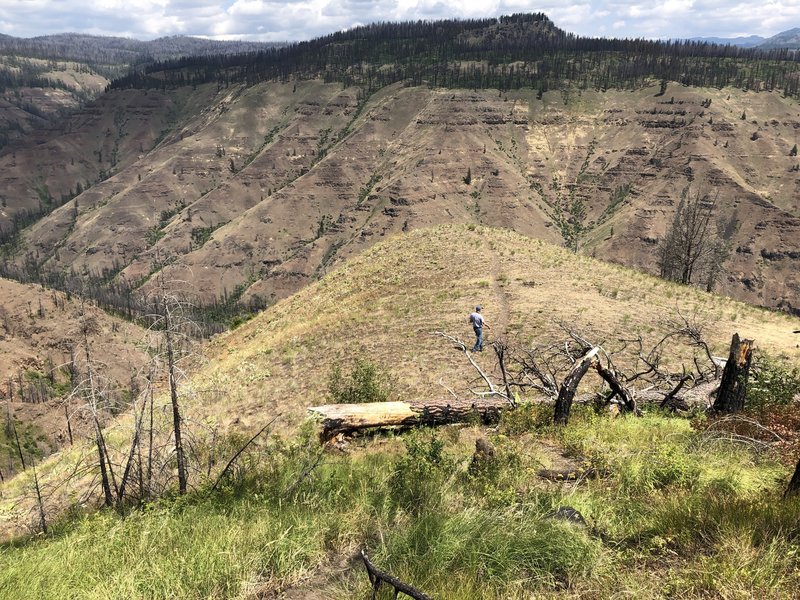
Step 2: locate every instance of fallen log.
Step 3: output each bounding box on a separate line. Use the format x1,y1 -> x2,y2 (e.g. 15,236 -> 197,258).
308,399 -> 510,440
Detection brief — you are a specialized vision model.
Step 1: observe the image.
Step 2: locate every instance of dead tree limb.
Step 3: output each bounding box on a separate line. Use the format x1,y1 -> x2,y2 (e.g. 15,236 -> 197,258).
437,379 -> 459,401
660,374 -> 693,410
493,341 -> 515,407
434,332 -> 512,405
554,347 -> 599,425
713,333 -> 753,413
361,549 -> 433,600
210,415 -> 281,492
594,362 -> 638,414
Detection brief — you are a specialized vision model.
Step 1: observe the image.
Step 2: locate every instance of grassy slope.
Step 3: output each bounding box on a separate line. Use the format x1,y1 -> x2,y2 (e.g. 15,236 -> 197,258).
1,225 -> 799,599
196,224 -> 800,430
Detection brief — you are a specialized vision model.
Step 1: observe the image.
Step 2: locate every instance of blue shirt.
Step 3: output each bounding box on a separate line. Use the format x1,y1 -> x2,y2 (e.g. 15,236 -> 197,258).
469,312 -> 484,329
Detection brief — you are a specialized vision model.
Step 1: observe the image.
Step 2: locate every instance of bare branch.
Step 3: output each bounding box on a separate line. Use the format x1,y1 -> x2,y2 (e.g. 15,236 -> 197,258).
210,416 -> 281,493
434,331 -> 511,404
437,378 -> 459,401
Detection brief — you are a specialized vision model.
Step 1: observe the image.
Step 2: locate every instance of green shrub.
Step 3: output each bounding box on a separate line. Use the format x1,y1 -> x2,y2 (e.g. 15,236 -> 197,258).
389,430 -> 454,513
327,357 -> 392,404
499,401 -> 553,435
746,352 -> 800,412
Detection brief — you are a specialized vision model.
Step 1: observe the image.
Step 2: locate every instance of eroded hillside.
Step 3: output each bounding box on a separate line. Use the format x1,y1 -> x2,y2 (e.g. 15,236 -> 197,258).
0,277 -> 155,476
2,81 -> 799,314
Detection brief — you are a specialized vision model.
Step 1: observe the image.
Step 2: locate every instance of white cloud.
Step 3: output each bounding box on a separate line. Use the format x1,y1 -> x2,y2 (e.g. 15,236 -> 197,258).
0,0 -> 797,41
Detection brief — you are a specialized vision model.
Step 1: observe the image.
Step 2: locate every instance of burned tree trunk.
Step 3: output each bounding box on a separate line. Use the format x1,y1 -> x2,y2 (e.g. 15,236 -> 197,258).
309,399 -> 508,440
594,362 -> 638,414
713,333 -> 753,414
553,347 -> 599,426
786,458 -> 800,499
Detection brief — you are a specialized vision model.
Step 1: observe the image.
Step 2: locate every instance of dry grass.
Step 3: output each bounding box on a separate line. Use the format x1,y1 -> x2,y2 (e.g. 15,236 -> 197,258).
194,224 -> 800,431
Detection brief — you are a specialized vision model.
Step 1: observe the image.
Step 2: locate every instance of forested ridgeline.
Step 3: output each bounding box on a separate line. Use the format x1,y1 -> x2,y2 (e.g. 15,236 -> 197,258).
0,33 -> 283,78
109,14 -> 800,96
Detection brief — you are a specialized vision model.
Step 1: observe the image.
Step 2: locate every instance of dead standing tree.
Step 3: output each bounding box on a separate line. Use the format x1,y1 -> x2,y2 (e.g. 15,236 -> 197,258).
142,286 -> 197,496
713,333 -> 754,414
163,293 -> 188,495
657,187 -> 734,292
76,304 -> 119,507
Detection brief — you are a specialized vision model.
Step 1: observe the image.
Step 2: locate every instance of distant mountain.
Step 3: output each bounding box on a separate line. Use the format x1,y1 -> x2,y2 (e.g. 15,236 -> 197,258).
688,35 -> 765,48
760,27 -> 800,49
2,14 -> 800,320
0,33 -> 284,68
688,28 -> 800,50
0,33 -> 285,149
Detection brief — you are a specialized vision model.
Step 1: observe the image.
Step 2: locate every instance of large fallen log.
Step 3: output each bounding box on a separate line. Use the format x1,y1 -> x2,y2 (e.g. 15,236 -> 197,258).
308,399 -> 510,440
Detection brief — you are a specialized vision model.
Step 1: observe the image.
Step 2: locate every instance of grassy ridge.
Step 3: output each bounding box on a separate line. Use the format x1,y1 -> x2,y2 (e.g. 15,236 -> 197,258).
195,224 -> 800,431
2,225 -> 799,597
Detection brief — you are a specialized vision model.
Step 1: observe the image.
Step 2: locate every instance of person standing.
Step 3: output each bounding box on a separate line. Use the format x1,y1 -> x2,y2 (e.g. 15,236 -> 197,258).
469,305 -> 490,352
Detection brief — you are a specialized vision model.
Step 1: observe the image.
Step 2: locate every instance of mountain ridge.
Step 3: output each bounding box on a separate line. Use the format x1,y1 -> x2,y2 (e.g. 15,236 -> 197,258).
0,14 -> 799,322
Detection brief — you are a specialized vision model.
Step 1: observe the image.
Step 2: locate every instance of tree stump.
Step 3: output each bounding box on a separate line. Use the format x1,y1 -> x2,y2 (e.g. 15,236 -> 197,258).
468,438 -> 496,475
713,333 -> 753,413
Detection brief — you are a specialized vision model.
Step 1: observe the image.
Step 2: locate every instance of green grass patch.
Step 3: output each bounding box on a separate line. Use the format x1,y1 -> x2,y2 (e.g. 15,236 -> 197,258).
1,410 -> 799,598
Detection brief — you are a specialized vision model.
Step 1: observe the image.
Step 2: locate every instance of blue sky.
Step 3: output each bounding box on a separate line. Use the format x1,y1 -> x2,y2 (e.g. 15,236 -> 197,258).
0,0 -> 798,42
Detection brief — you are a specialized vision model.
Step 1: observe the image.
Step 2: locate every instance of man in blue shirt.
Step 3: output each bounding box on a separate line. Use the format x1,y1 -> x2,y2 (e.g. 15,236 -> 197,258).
469,305 -> 490,352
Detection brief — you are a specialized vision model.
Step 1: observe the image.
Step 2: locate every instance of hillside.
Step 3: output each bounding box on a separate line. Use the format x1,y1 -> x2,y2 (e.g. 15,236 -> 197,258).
1,225 -> 799,598
0,34 -> 280,149
761,28 -> 800,50
0,277 -> 155,477
191,225 -> 800,428
2,79 -> 799,317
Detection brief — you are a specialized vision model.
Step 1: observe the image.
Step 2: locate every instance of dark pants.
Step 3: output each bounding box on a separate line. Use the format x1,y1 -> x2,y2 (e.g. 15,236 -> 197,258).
472,326 -> 484,352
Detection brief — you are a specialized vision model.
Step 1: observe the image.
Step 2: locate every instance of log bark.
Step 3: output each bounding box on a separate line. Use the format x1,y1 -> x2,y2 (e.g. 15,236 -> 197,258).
553,347 -> 600,426
308,399 -> 508,440
786,458 -> 800,499
713,333 -> 753,414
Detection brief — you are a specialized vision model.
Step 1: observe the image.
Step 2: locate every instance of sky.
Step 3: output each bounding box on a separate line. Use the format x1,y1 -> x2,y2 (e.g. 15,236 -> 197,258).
0,0 -> 798,43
